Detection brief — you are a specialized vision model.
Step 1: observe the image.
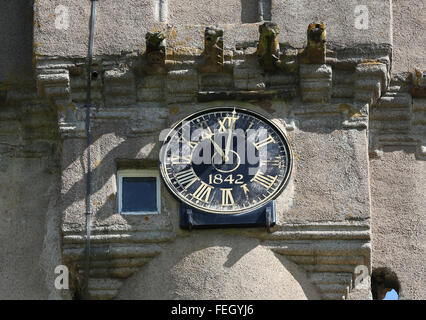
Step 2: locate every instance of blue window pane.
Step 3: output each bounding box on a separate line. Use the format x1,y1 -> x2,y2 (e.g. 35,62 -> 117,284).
122,177 -> 157,212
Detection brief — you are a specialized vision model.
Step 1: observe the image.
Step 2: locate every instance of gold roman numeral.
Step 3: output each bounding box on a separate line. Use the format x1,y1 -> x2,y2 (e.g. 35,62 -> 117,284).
175,168 -> 198,189
221,188 -> 235,206
251,171 -> 277,189
178,135 -> 198,149
218,110 -> 239,132
198,121 -> 214,139
254,135 -> 275,150
259,156 -> 282,168
245,121 -> 255,133
192,182 -> 214,203
240,184 -> 250,199
171,154 -> 191,165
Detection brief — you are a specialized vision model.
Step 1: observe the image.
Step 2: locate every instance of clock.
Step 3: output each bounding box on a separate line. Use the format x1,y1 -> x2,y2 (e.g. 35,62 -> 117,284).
159,107 -> 293,228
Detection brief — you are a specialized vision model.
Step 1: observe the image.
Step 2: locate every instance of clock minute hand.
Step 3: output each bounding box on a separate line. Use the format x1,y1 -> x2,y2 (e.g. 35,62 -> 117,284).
224,109 -> 237,162
224,127 -> 233,162
209,137 -> 226,160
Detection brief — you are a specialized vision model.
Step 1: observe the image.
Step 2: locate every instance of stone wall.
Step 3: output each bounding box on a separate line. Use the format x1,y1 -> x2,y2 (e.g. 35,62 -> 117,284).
0,95 -> 61,299
0,0 -> 34,84
370,147 -> 426,300
392,0 -> 426,72
0,1 -> 62,299
369,73 -> 426,299
38,32 -> 389,298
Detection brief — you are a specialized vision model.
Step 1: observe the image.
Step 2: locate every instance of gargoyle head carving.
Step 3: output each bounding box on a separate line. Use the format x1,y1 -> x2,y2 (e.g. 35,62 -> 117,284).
303,22 -> 327,64
198,26 -> 224,73
145,31 -> 166,67
257,22 -> 281,72
145,31 -> 166,52
204,27 -> 223,50
307,23 -> 326,46
412,69 -> 426,97
259,22 -> 280,39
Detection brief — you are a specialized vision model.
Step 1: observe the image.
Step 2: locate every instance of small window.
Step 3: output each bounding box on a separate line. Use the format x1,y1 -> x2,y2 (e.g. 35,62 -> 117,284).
117,169 -> 161,215
371,267 -> 401,300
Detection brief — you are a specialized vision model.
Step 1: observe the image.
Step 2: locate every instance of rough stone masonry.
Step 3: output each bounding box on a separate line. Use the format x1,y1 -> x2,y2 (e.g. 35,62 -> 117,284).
0,0 -> 424,300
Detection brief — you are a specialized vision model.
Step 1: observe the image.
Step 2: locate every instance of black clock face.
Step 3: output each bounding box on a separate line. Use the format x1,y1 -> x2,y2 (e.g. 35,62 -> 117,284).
160,107 -> 292,214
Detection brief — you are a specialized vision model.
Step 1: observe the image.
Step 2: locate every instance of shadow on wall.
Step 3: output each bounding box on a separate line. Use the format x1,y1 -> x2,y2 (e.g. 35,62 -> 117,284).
370,144 -> 425,162
241,0 -> 272,23
0,0 -> 34,84
116,231 -> 321,300
272,251 -> 321,300
60,123 -> 161,225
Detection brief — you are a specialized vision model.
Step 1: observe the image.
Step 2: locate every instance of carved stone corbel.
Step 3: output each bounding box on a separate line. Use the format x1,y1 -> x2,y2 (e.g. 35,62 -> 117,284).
145,31 -> 166,74
412,69 -> 426,97
257,22 -> 281,72
198,26 -> 224,73
300,23 -> 327,64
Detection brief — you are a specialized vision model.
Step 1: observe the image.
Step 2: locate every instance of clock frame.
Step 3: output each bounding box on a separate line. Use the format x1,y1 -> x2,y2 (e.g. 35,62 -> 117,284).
159,107 -> 293,228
